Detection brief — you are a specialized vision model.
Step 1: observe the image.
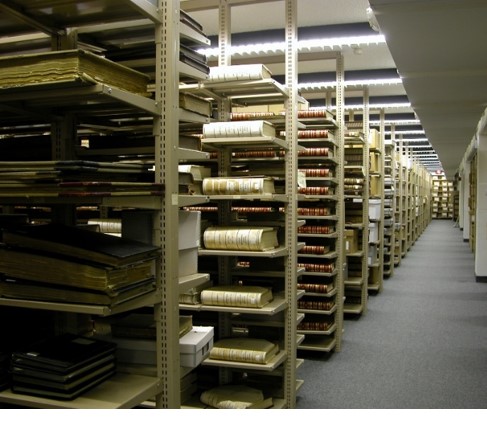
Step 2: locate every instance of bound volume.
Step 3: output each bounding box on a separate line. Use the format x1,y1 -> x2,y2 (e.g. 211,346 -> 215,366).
202,176 -> 275,195
1,223 -> 159,267
209,338 -> 279,364
0,247 -> 154,293
0,276 -> 155,306
203,120 -> 276,138
10,334 -> 116,400
200,385 -> 273,409
203,226 -> 278,251
207,64 -> 272,83
0,49 -> 150,96
200,285 -> 273,308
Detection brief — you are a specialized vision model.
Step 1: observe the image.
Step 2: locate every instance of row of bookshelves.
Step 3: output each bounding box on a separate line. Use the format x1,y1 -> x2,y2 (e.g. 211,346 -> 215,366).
0,0 -> 441,410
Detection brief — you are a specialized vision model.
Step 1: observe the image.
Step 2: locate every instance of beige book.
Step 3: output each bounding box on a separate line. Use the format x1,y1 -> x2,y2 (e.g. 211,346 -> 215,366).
207,64 -> 272,83
179,92 -> 212,117
202,120 -> 276,138
0,49 -> 149,96
178,165 -> 211,182
0,247 -> 153,293
202,177 -> 275,195
203,226 -> 278,251
200,385 -> 272,409
200,285 -> 273,308
87,218 -> 122,233
209,337 -> 279,364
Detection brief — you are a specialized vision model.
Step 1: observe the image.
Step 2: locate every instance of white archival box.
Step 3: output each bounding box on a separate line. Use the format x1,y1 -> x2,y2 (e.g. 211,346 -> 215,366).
111,326 -> 214,368
178,210 -> 201,277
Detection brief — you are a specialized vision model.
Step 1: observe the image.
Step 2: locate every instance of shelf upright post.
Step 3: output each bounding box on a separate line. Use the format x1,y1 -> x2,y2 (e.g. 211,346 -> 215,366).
362,87 -> 369,312
378,108 -> 385,289
215,0 -> 234,387
334,51 -> 345,351
284,0 -> 298,407
154,0 -> 180,408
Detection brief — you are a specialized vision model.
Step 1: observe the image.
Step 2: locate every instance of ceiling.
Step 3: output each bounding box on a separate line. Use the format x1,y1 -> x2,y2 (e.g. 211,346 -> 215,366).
368,0 -> 487,176
182,0 -> 487,177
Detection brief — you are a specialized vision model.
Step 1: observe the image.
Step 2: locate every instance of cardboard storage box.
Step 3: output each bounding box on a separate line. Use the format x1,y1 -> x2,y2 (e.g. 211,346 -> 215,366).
345,229 -> 359,254
368,128 -> 381,149
180,326 -> 214,368
368,244 -> 378,265
369,152 -> 380,172
369,176 -> 381,197
179,247 -> 198,277
179,210 -> 201,250
369,222 -> 379,243
108,326 -> 214,368
369,199 -> 381,221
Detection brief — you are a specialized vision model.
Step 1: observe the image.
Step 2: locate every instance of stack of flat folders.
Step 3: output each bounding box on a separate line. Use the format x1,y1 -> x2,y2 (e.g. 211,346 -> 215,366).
10,334 -> 116,400
0,222 -> 160,307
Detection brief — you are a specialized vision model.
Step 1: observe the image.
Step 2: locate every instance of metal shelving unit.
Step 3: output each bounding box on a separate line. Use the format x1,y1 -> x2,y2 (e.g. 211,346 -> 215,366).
177,0 -> 300,408
296,107 -> 344,352
367,127 -> 384,293
343,131 -> 369,315
383,138 -> 396,278
0,0 -> 186,408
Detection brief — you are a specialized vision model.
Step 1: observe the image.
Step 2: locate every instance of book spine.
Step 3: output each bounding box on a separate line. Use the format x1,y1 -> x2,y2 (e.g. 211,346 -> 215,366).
210,347 -> 267,364
87,219 -> 122,233
203,227 -> 275,251
203,178 -> 268,195
201,290 -> 261,307
297,283 -> 331,293
203,121 -> 272,138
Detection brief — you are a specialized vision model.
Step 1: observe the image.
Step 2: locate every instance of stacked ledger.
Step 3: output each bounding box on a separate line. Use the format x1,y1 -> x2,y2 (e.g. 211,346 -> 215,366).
10,334 -> 116,400
0,222 -> 160,306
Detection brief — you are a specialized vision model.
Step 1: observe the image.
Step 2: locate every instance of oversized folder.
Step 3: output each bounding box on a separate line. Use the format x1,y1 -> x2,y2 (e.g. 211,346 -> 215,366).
2,222 -> 160,267
11,334 -> 116,374
11,369 -> 115,400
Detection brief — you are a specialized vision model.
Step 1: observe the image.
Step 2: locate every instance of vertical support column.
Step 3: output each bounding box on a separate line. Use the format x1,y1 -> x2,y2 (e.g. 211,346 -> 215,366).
361,87 -> 369,311
216,0 -> 233,386
335,52 -> 345,351
377,108 -> 385,289
462,160 -> 471,240
284,0 -> 297,408
475,133 -> 487,281
154,0 -> 180,408
218,0 -> 231,67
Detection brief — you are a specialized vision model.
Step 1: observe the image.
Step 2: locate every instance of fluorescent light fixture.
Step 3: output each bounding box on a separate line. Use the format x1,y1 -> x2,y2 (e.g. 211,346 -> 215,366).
399,138 -> 430,142
400,145 -> 435,149
328,102 -> 411,111
384,130 -> 425,135
299,78 -> 402,91
197,34 -> 386,58
370,119 -> 421,125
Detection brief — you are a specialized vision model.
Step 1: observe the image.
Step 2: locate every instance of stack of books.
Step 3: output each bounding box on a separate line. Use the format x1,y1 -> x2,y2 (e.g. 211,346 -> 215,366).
0,223 -> 160,307
10,334 -> 116,400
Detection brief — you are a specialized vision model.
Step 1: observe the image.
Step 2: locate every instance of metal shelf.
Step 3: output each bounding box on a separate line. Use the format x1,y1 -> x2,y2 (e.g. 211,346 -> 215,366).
202,350 -> 287,372
0,373 -> 161,409
199,245 -> 289,258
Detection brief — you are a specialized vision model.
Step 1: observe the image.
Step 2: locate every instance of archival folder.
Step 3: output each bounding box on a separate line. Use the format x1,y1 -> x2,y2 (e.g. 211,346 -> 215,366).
1,222 -> 160,267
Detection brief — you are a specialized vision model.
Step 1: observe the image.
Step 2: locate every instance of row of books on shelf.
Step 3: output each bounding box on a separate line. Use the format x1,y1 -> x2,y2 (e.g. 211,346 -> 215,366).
202,120 -> 334,140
